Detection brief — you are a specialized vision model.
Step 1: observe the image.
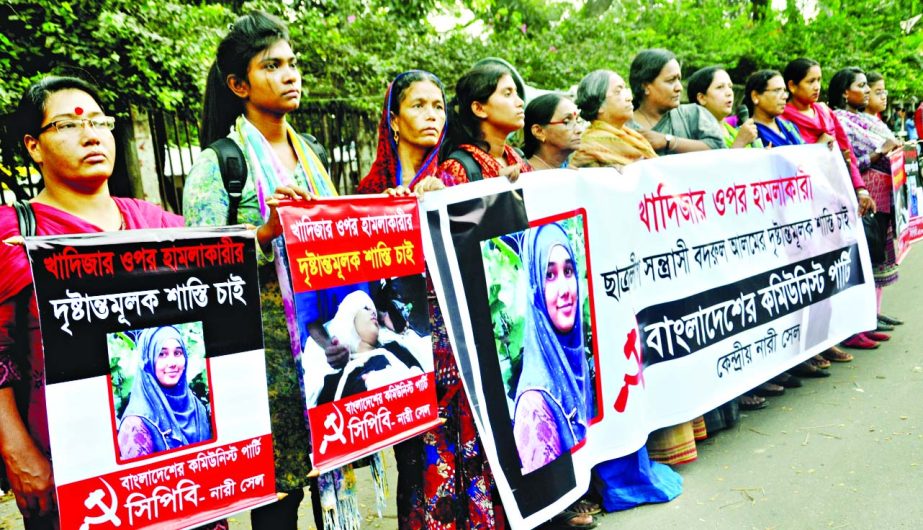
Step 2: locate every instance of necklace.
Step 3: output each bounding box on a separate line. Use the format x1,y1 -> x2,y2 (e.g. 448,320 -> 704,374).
635,108 -> 662,129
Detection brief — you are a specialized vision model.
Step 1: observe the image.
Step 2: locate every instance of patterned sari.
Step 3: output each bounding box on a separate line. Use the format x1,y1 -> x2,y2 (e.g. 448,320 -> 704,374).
361,74 -> 505,529
835,110 -> 901,285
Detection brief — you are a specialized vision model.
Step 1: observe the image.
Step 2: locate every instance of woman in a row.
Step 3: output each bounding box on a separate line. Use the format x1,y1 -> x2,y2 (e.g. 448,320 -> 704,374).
628,49 -> 726,156
357,68 -> 518,529
782,58 -> 878,356
523,93 -> 584,170
571,67 -> 684,513
686,66 -> 759,149
0,76 -> 186,530
863,72 -> 905,330
184,12 -> 368,530
745,70 -> 806,148
827,67 -> 902,345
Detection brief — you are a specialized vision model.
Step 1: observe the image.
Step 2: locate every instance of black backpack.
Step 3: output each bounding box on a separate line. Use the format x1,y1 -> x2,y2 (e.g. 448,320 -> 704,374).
446,146 -> 527,183
208,133 -> 330,225
446,149 -> 483,182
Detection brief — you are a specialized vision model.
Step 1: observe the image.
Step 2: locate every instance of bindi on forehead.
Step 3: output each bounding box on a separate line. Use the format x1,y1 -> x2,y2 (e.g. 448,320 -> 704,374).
74,107 -> 84,116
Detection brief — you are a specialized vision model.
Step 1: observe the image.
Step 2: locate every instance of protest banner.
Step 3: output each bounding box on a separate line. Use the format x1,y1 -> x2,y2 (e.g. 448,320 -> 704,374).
278,196 -> 440,472
420,144 -> 876,528
25,227 -> 274,530
895,144 -> 923,256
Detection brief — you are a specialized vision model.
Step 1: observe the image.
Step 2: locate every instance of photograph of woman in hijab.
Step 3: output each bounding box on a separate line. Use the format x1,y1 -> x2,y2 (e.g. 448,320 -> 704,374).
300,279 -> 431,408
109,323 -> 213,461
481,218 -> 598,474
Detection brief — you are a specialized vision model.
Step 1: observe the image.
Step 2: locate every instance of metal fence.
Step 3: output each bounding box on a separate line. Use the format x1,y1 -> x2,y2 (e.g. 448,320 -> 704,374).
149,102 -> 377,215
0,102 -> 377,212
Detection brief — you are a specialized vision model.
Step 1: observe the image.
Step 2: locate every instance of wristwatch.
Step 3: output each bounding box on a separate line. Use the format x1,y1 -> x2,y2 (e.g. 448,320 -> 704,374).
664,134 -> 675,150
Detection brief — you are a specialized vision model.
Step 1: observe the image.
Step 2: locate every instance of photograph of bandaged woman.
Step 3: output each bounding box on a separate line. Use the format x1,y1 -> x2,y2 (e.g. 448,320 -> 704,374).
298,275 -> 431,408
481,216 -> 598,474
107,322 -> 213,461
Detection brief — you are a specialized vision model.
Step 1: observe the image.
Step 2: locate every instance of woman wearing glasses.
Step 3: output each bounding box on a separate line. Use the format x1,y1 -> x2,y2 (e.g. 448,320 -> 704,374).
571,70 -> 657,169
828,67 -> 903,344
862,72 -> 905,330
744,70 -> 806,147
523,93 -> 584,170
0,76 -> 184,529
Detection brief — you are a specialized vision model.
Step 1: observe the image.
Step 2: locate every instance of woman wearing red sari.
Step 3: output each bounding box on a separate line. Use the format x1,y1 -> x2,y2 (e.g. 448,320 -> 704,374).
0,77 -> 184,530
356,70 -> 507,530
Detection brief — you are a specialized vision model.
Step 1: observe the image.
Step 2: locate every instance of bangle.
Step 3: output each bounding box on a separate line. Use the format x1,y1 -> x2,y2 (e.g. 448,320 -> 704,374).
857,189 -> 870,198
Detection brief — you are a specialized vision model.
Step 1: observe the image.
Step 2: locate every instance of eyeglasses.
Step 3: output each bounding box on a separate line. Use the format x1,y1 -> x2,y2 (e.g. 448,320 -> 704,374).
547,114 -> 588,130
874,90 -> 889,97
764,88 -> 788,96
38,116 -> 116,135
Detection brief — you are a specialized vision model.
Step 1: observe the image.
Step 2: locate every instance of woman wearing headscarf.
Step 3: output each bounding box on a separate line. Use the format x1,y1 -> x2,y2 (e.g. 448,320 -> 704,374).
628,49 -> 726,156
118,326 -> 211,458
513,222 -> 593,472
571,69 -> 657,169
357,71 -> 510,530
828,67 -> 902,346
523,93 -> 584,170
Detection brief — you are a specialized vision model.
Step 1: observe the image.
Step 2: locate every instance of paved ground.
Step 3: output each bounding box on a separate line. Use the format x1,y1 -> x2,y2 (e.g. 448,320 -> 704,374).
3,250 -> 922,529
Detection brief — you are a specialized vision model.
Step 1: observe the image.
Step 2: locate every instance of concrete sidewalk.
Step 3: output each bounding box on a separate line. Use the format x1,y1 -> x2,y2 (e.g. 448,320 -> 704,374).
3,250 -> 921,530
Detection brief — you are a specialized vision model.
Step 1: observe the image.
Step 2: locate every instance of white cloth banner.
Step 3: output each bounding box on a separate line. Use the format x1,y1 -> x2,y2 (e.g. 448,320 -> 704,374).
420,144 -> 875,528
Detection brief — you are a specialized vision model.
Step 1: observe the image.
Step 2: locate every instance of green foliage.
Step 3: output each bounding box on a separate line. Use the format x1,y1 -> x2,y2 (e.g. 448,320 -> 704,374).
2,0 -> 922,117
0,0 -> 233,113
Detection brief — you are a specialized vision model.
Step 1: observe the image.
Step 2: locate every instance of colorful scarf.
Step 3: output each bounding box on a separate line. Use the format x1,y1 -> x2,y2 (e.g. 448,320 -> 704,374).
755,117 -> 806,147
571,120 -> 657,168
515,223 -> 592,466
358,71 -> 446,194
782,102 -> 864,188
439,143 -> 532,185
236,115 -> 337,220
120,325 -> 211,451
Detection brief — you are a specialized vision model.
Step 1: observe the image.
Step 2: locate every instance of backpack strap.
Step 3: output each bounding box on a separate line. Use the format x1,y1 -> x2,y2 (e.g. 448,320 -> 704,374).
207,138 -> 248,225
12,200 -> 36,237
447,149 -> 483,182
299,133 -> 330,172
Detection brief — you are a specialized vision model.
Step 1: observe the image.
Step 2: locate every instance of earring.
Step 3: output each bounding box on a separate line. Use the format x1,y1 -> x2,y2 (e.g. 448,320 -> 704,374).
392,129 -> 399,144
754,99 -> 760,105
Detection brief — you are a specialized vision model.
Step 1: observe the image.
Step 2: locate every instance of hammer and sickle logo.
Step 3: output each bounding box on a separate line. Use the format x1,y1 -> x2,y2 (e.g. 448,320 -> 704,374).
79,478 -> 121,530
318,404 -> 347,455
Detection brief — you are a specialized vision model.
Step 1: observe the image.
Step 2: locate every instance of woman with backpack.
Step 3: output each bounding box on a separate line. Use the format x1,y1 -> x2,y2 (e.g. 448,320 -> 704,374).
438,64 -> 532,183
0,76 -> 185,530
183,11 -> 375,530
